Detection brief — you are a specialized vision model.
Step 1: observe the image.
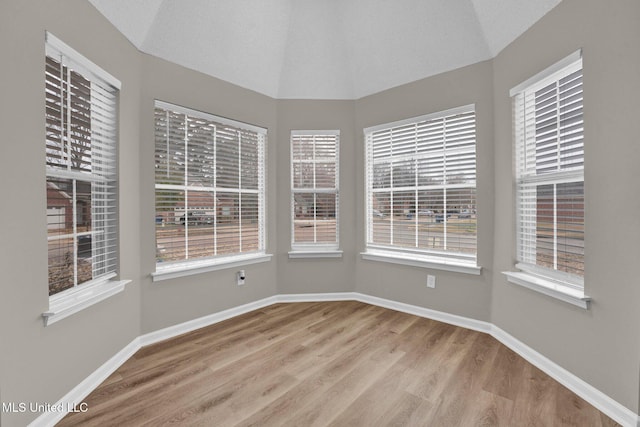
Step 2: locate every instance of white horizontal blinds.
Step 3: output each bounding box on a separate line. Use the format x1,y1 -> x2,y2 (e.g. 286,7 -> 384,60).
291,132 -> 339,246
365,106 -> 477,259
154,109 -> 188,262
154,102 -> 266,265
514,55 -> 584,283
240,129 -> 264,253
45,36 -> 119,296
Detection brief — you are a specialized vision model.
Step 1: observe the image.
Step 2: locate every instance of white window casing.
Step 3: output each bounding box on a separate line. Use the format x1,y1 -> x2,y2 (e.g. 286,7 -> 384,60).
363,105 -> 479,272
153,101 -> 268,278
290,130 -> 340,257
506,50 -> 590,307
44,32 -> 128,325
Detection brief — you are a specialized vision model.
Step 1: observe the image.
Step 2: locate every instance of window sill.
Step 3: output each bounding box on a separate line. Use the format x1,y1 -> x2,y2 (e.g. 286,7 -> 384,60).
288,249 -> 343,259
153,253 -> 273,282
502,271 -> 591,309
42,278 -> 131,326
361,250 -> 481,275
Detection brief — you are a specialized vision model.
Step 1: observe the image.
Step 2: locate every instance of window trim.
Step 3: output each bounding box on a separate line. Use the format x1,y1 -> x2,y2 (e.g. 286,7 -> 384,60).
509,49 -> 581,98
155,100 -> 265,134
503,271 -> 590,309
153,253 -> 272,282
362,249 -> 481,275
43,32 -> 126,325
508,50 -> 588,305
153,100 -> 268,275
46,32 -> 121,90
43,278 -> 131,326
362,104 -> 479,269
290,130 -> 340,254
288,245 -> 343,259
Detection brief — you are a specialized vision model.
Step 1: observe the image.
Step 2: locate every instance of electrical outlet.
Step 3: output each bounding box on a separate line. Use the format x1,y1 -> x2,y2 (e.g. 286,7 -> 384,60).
427,275 -> 436,288
237,270 -> 245,286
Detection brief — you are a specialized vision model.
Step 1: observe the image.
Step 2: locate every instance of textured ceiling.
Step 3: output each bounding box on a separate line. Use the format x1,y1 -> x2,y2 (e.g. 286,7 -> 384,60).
88,0 -> 561,99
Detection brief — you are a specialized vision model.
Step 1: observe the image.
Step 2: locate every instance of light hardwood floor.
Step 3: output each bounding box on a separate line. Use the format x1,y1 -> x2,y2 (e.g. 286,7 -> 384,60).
59,301 -> 619,426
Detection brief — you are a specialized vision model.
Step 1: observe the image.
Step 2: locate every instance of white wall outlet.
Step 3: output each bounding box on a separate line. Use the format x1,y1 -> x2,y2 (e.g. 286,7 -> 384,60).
237,270 -> 245,286
427,275 -> 436,288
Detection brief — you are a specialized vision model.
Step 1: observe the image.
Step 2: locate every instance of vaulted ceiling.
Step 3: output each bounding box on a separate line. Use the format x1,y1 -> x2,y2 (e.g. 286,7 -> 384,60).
88,0 -> 561,99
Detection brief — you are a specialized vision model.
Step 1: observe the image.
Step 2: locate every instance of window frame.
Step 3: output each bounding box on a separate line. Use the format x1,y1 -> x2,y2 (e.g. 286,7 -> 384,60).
362,105 -> 480,274
289,130 -> 341,258
152,101 -> 270,281
505,49 -> 590,308
43,32 -> 129,326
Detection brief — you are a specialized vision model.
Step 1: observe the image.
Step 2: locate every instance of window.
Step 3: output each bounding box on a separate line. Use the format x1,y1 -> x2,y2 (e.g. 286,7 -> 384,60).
290,131 -> 340,255
154,101 -> 267,277
511,51 -> 584,291
45,33 -> 120,298
363,105 -> 478,272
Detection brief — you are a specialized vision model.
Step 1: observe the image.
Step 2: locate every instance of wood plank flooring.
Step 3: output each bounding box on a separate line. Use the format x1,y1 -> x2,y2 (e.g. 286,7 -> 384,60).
59,301 -> 619,426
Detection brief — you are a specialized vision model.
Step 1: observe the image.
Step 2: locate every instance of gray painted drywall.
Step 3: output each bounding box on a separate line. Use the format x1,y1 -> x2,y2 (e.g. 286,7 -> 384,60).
275,100 -> 358,294
353,60 -> 495,323
0,1 -> 143,426
138,55 -> 280,334
2,0 -> 640,425
491,0 -> 640,413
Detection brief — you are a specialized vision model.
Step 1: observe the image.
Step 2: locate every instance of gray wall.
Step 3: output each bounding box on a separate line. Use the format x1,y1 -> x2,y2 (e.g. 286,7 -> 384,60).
353,60 -> 495,322
2,0 -> 640,425
138,55 -> 279,334
491,0 -> 640,412
0,1 -> 143,426
275,100 -> 358,294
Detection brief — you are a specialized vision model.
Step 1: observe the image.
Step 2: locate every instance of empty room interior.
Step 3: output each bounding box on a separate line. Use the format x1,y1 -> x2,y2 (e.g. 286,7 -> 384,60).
2,0 -> 640,425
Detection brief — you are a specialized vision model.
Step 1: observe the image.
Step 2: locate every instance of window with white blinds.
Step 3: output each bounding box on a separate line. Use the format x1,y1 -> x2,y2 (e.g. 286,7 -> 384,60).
512,52 -> 584,287
154,101 -> 266,269
364,105 -> 477,263
45,33 -> 120,297
291,131 -> 339,250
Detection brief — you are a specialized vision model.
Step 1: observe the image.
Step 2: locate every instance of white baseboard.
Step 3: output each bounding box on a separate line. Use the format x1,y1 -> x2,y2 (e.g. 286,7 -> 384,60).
30,292 -> 640,427
491,326 -> 639,427
28,338 -> 142,427
353,293 -> 492,333
272,293 -> 639,427
276,292 -> 358,303
29,296 -> 279,427
139,296 -> 278,347
273,292 -> 492,334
